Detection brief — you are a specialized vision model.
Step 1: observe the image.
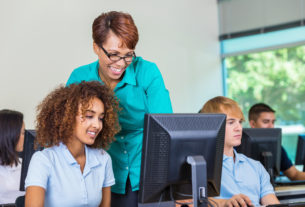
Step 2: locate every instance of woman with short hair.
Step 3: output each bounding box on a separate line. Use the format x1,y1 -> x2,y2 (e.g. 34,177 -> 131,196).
67,11 -> 173,207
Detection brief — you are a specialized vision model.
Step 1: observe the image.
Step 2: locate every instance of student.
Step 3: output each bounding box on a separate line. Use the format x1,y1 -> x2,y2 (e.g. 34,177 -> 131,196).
0,109 -> 25,204
66,11 -> 172,207
25,81 -> 120,207
200,96 -> 280,207
249,103 -> 305,181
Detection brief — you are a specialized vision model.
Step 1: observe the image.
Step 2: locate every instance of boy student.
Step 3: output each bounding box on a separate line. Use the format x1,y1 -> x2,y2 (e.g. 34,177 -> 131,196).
200,97 -> 279,207
249,103 -> 305,181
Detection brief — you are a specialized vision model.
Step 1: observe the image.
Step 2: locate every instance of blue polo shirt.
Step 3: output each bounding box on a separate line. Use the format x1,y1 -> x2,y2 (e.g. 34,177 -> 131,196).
217,150 -> 275,207
25,143 -> 115,207
66,57 -> 173,194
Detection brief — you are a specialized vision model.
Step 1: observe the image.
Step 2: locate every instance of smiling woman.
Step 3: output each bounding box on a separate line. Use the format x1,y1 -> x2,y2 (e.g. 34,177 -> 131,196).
24,81 -> 120,207
66,11 -> 173,207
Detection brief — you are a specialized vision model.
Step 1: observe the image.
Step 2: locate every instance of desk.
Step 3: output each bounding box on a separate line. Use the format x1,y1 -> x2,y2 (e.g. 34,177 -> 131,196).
275,184 -> 305,204
138,199 -> 194,207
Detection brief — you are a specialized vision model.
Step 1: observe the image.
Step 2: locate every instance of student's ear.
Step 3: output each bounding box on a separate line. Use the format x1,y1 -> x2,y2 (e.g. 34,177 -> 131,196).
249,120 -> 256,128
93,42 -> 100,55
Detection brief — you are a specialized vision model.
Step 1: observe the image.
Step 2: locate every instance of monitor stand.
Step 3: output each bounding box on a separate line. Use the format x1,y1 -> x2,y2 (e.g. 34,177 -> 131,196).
262,151 -> 275,186
138,156 -> 208,207
186,155 -> 208,207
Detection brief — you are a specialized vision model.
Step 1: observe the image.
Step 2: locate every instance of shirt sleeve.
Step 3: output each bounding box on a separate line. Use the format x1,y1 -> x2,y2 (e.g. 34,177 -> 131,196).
24,151 -> 52,190
144,63 -> 173,113
103,154 -> 115,188
280,146 -> 293,172
259,162 -> 275,198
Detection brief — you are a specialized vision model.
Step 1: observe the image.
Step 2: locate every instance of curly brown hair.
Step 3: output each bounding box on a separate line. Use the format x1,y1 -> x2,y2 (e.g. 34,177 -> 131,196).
35,81 -> 120,149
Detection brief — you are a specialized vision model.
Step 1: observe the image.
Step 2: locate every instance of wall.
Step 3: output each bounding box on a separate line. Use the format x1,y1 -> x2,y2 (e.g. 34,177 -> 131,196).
0,0 -> 222,128
219,0 -> 305,35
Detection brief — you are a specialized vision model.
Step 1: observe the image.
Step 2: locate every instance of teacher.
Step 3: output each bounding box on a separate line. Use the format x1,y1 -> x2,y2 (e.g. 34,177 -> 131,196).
67,11 -> 173,207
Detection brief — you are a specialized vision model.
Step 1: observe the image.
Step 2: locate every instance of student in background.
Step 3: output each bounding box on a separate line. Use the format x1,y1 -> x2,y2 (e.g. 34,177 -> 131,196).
249,103 -> 305,181
66,11 -> 172,207
0,109 -> 25,204
200,96 -> 279,207
25,81 -> 120,207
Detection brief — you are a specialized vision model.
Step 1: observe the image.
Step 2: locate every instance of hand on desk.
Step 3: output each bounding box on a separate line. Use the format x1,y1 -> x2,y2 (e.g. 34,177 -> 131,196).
224,194 -> 253,207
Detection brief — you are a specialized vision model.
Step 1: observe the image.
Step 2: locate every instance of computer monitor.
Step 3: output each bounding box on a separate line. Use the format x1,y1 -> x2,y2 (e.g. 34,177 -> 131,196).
235,128 -> 282,184
19,130 -> 43,191
295,134 -> 305,172
139,113 -> 226,207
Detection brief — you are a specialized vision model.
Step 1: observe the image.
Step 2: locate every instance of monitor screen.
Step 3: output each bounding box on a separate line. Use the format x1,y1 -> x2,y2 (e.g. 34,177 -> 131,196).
19,130 -> 43,191
139,113 -> 226,204
295,134 -> 305,171
235,128 -> 282,181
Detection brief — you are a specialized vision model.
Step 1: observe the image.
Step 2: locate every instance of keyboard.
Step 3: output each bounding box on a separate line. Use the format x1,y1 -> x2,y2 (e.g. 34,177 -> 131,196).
267,202 -> 305,207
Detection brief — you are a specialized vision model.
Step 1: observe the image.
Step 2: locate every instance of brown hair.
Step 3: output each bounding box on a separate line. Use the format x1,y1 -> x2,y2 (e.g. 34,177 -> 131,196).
200,96 -> 245,121
248,103 -> 275,122
92,11 -> 139,49
35,81 -> 120,149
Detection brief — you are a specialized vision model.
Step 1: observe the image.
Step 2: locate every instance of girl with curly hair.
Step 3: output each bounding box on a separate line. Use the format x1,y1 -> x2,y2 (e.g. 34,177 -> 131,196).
25,81 -> 120,207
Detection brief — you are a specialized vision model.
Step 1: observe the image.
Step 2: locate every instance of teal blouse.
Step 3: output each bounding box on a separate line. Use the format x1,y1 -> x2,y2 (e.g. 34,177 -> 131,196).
66,57 -> 173,194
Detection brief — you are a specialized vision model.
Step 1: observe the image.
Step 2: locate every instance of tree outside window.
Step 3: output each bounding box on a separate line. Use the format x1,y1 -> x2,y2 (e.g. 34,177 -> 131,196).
225,45 -> 305,163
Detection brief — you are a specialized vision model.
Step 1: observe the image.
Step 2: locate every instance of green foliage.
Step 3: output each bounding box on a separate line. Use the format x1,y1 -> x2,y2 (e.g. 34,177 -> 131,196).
226,45 -> 305,125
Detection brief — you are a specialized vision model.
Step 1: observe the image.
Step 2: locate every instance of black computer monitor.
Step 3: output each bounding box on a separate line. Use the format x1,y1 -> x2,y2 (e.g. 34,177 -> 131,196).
19,130 -> 43,191
139,113 -> 226,207
236,128 -> 282,184
295,134 -> 305,172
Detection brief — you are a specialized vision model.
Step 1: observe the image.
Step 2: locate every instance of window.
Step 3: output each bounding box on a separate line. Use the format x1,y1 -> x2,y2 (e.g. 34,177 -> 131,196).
221,27 -> 305,164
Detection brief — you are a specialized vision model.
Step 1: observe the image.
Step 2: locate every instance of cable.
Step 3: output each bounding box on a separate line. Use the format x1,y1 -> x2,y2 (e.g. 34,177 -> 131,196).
175,191 -> 193,198
157,190 -> 165,207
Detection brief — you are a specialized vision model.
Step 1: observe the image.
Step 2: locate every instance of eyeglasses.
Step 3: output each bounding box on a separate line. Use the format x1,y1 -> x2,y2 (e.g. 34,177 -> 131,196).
100,45 -> 136,63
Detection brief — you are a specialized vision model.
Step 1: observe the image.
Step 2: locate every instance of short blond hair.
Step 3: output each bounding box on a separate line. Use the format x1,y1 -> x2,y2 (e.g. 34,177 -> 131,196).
200,96 -> 245,121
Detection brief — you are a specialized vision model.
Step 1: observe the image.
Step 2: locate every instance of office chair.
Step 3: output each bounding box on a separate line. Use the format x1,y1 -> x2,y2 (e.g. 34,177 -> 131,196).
15,196 -> 24,207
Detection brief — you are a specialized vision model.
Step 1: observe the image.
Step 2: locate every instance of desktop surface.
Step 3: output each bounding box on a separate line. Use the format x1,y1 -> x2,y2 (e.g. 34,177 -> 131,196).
275,184 -> 305,204
275,184 -> 305,195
